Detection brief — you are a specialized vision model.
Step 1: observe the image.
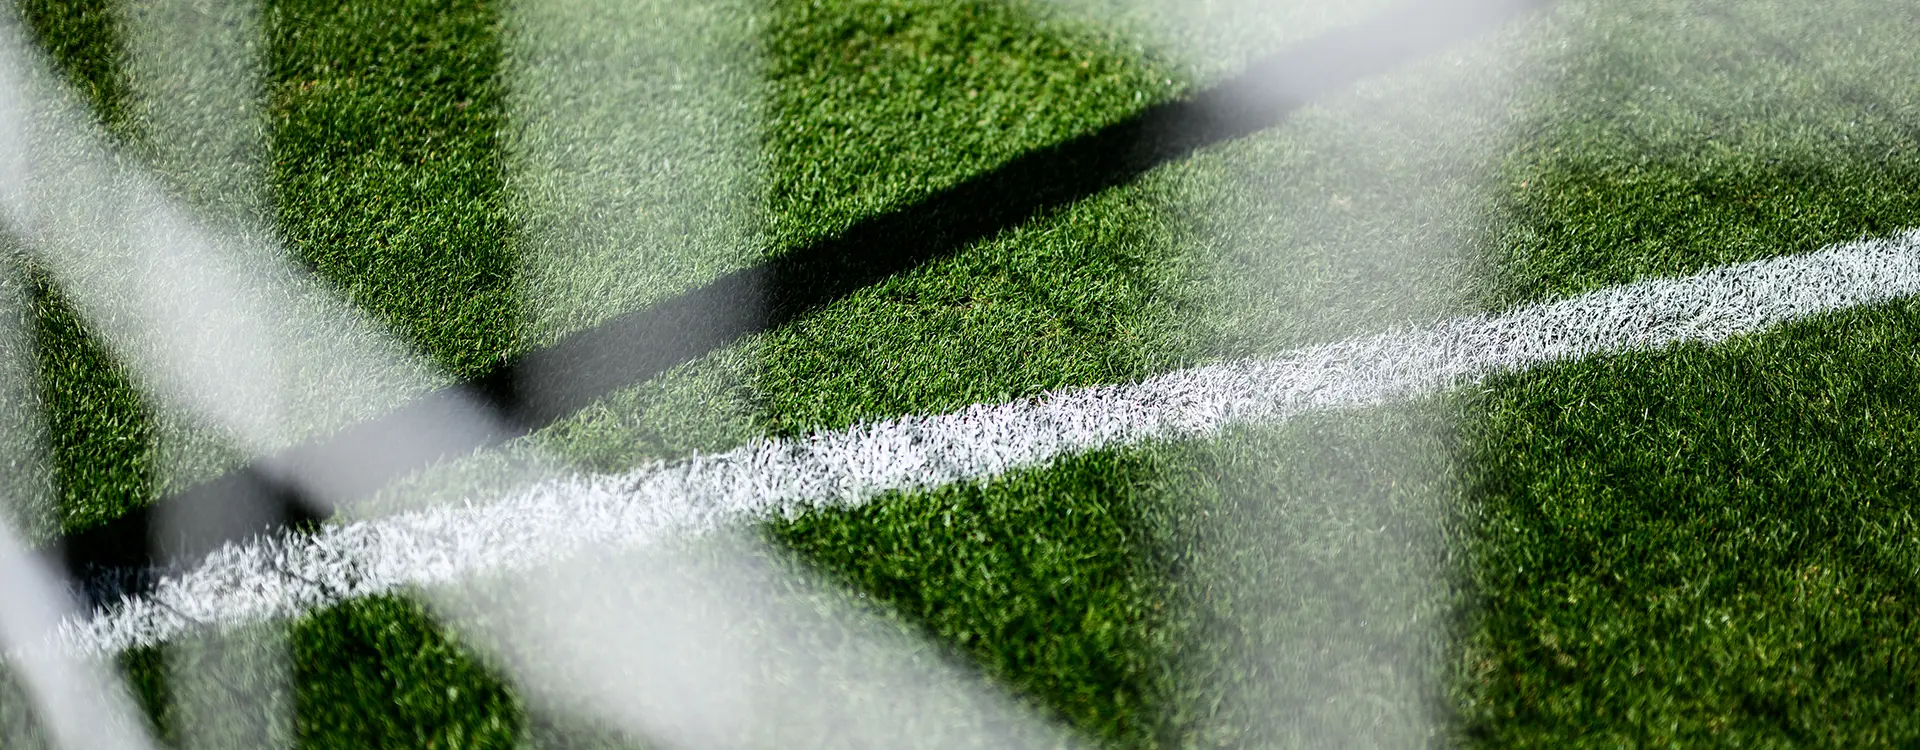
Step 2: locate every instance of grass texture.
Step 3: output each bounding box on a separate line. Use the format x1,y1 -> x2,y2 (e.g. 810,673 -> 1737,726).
7,0 -> 1920,746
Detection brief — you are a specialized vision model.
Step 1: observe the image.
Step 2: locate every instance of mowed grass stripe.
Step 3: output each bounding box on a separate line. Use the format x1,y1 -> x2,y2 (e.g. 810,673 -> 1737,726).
12,0 -> 159,540
267,0 -> 517,379
263,2 -> 525,746
1459,304 -> 1920,744
3,0 -> 530,744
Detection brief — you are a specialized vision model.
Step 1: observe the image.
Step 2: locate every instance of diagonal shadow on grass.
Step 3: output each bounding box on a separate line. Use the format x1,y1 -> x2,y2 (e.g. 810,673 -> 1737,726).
58,0 -> 1552,606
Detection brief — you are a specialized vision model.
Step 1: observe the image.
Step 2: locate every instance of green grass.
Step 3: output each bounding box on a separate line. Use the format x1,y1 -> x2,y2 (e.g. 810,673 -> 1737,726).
29,275 -> 155,534
1487,0 -> 1920,307
10,0 -> 1920,746
15,0 -> 160,536
1458,299 -> 1920,745
267,0 -> 518,378
290,597 -> 521,748
761,0 -> 1177,248
502,0 -> 768,345
16,0 -> 131,130
774,450 -> 1195,746
1446,8 -> 1920,739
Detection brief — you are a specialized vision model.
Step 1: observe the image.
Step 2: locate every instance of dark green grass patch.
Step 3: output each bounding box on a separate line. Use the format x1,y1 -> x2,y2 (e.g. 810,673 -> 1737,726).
15,0 -> 132,133
291,596 -> 522,748
1455,299 -> 1920,745
267,0 -> 518,378
29,276 -> 155,533
763,0 -> 1179,249
753,0 -> 1197,436
1492,152 -> 1920,308
773,450 -> 1194,746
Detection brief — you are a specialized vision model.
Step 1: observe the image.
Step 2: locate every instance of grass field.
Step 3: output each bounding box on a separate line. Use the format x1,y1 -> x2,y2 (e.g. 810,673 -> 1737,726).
5,0 -> 1920,746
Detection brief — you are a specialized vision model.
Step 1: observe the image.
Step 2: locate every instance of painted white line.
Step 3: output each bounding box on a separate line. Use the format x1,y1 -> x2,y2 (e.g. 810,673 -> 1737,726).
52,230 -> 1920,656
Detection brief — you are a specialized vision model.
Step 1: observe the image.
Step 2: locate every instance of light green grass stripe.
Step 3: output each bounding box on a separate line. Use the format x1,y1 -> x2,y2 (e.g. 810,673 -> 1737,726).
1459,302 -> 1920,744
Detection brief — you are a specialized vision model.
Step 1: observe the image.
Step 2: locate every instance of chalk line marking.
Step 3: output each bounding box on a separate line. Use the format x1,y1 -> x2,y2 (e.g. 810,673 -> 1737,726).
52,230 -> 1920,657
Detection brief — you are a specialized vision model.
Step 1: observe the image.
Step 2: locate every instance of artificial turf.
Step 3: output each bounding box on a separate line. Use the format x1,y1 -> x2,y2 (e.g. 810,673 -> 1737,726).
8,0 -> 1920,746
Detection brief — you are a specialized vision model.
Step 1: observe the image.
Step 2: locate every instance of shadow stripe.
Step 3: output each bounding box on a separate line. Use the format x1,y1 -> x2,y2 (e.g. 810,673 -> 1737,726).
58,0 -> 1552,606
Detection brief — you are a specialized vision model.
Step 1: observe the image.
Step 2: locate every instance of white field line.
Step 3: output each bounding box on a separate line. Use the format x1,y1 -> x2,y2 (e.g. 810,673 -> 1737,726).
51,230 -> 1920,657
